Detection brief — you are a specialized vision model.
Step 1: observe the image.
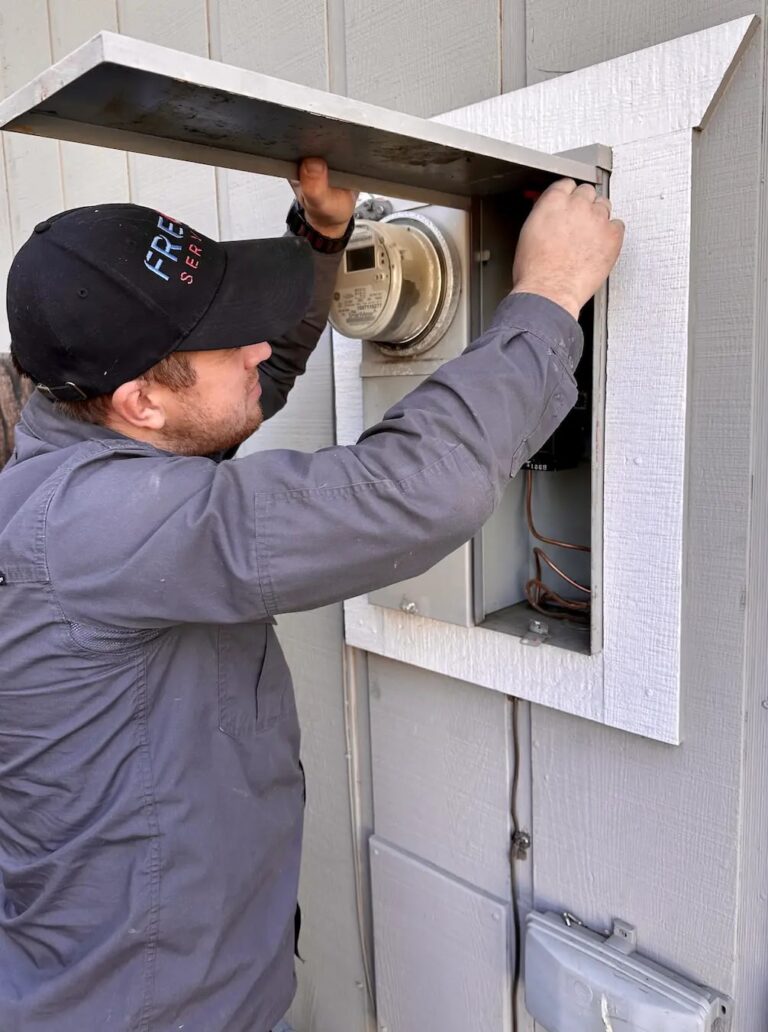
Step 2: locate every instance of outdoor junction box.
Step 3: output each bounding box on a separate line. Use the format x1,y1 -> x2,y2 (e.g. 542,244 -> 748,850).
0,30 -> 609,658
524,911 -> 733,1032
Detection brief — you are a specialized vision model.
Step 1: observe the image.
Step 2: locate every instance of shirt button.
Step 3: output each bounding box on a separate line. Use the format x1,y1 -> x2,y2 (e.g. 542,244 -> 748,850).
0,572 -> 6,585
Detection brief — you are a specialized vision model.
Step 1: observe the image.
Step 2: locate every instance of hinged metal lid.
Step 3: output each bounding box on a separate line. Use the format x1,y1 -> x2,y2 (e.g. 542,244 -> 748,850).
0,32 -> 601,208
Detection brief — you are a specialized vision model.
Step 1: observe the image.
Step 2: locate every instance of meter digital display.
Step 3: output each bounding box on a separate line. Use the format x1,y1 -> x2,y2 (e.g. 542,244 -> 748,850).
329,212 -> 461,357
346,245 -> 376,273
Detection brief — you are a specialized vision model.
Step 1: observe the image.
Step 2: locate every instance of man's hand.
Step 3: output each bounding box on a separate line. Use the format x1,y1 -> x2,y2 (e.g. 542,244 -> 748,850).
290,157 -> 358,240
511,179 -> 625,319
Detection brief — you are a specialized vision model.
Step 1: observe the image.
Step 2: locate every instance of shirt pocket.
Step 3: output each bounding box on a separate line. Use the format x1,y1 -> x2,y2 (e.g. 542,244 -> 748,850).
217,621 -> 290,739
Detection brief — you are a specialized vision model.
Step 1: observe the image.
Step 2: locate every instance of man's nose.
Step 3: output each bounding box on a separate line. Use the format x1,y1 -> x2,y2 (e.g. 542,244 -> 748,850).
244,341 -> 272,368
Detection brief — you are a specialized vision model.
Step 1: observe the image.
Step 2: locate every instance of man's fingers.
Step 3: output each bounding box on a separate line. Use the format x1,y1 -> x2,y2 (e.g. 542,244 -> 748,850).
573,182 -> 597,203
541,178 -> 578,199
297,157 -> 328,200
594,195 -> 612,218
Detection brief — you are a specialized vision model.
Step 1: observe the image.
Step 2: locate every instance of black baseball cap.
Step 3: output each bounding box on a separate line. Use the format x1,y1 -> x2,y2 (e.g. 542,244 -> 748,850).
7,203 -> 315,400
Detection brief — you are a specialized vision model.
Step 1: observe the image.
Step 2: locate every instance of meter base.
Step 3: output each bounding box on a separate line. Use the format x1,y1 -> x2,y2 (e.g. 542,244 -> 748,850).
479,601 -> 591,656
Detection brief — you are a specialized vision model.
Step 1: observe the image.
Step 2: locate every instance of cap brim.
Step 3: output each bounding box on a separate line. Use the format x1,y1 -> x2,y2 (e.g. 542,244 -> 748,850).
178,235 -> 315,352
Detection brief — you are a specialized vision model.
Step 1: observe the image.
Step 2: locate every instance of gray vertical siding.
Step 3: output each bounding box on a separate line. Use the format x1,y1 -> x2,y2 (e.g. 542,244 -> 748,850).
526,7 -> 768,1031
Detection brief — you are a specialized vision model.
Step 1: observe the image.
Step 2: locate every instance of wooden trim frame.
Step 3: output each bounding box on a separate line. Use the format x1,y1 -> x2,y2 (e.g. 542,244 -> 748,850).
336,16 -> 759,744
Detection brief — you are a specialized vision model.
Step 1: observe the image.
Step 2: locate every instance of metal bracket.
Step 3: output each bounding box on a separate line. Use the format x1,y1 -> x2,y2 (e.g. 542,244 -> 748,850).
556,142 -> 613,173
605,918 -> 637,955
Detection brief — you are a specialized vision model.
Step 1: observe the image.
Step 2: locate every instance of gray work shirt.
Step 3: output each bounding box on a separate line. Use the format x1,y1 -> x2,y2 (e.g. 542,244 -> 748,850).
0,241 -> 582,1032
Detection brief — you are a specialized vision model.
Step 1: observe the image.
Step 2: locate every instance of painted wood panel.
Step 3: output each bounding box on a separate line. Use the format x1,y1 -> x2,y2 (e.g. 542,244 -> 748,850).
115,0 -> 218,232
344,0 -> 501,117
209,0 -> 328,88
368,655 -> 513,901
208,0 -> 328,269
435,17 -> 757,150
370,836 -> 513,1032
529,22 -> 762,1019
117,0 -> 211,57
525,0 -> 757,85
48,0 -> 130,211
736,18 -> 768,1025
0,0 -> 63,336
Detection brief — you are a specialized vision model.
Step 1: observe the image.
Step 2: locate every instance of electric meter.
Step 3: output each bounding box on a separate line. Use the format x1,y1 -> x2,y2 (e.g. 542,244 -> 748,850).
329,213 -> 461,357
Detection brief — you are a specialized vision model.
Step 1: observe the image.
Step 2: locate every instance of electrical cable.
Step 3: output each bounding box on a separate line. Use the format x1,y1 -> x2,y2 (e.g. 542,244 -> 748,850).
524,469 -> 591,622
341,645 -> 377,1014
509,695 -> 522,1032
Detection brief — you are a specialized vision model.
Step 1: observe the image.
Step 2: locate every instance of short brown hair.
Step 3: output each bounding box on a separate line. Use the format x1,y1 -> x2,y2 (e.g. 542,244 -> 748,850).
10,350 -> 197,426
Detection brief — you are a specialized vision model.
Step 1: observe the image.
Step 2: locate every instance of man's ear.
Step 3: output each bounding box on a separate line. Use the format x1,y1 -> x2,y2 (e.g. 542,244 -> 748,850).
110,379 -> 167,430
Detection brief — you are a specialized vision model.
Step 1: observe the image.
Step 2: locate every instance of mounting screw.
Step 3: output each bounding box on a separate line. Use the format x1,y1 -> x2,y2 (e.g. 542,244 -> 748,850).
521,618 -> 550,646
511,830 -> 532,860
400,599 -> 418,615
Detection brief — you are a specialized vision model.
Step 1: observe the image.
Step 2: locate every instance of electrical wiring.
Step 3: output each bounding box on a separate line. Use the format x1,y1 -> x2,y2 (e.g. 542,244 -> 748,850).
524,469 -> 591,622
509,695 -> 523,1032
341,645 -> 377,1014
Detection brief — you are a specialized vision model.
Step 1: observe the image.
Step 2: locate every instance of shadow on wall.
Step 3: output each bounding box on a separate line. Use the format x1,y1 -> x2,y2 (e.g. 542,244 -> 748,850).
0,355 -> 33,467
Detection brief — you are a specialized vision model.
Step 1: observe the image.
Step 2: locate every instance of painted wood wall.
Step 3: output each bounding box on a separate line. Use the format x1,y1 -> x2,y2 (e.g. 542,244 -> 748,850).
1,2 -> 767,1031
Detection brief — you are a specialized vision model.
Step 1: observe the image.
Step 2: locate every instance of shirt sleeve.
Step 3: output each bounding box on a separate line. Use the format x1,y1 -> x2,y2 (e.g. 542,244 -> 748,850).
259,235 -> 343,422
46,292 -> 583,629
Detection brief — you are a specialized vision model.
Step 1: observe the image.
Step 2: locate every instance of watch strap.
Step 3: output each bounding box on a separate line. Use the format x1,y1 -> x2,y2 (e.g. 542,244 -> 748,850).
286,201 -> 354,254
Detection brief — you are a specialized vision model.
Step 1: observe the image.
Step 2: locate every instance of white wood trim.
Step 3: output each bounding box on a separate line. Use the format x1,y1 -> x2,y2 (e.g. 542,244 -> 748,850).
434,15 -> 758,148
335,17 -> 756,744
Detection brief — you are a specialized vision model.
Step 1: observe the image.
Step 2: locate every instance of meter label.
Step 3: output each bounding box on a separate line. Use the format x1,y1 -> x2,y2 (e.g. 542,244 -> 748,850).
335,285 -> 388,326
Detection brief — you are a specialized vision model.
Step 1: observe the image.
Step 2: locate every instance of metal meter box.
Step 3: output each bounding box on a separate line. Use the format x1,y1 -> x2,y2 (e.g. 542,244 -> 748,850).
336,203 -> 474,626
330,186 -> 607,650
525,912 -> 732,1032
0,31 -> 607,653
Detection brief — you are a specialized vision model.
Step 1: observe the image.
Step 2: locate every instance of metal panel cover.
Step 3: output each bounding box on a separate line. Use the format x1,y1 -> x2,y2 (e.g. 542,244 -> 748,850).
0,32 -> 599,207
525,912 -> 732,1032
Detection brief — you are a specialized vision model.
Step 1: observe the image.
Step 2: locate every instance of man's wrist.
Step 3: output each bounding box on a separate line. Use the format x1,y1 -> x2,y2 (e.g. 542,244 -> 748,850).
510,282 -> 581,321
306,217 -> 349,239
286,201 -> 354,254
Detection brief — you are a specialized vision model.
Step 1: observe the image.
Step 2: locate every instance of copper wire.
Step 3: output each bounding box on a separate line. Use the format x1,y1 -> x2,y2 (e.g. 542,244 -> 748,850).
524,469 -> 591,622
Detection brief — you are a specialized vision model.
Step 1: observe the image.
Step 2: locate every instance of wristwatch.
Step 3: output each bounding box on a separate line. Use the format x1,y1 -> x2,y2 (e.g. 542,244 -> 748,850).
286,201 -> 355,254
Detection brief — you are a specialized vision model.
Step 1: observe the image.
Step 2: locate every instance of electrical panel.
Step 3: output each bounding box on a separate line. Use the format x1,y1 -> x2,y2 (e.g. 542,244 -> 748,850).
524,911 -> 732,1032
330,185 -> 607,655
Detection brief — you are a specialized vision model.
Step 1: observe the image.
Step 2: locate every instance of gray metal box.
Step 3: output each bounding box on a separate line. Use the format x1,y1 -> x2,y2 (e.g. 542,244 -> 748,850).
361,205 -> 474,626
525,911 -> 732,1032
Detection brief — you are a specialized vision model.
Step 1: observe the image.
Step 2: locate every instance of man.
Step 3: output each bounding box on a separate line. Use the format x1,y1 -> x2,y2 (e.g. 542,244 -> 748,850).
0,156 -> 623,1031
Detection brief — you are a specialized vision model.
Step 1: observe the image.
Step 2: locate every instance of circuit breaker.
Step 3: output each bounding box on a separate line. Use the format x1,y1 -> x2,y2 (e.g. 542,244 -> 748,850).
329,184 -> 607,655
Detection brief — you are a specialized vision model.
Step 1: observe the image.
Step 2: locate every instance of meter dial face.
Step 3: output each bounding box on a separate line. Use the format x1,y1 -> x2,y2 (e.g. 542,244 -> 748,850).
329,224 -> 396,340
328,213 -> 461,355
